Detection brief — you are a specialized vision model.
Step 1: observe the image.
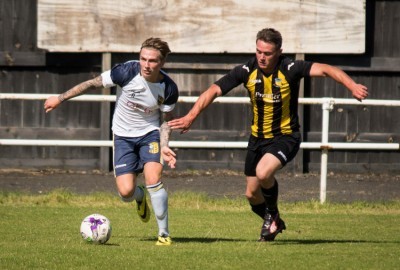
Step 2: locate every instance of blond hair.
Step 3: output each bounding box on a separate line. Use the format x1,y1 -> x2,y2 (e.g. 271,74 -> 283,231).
140,37 -> 171,60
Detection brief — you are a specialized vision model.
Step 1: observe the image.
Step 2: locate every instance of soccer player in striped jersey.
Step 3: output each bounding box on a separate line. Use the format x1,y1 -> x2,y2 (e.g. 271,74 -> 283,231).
168,28 -> 368,241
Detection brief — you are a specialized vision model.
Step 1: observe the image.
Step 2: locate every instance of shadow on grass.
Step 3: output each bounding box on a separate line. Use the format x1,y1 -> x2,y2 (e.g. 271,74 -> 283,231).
120,235 -> 400,245
140,237 -> 248,243
137,237 -> 400,244
103,243 -> 121,246
273,239 -> 400,245
81,242 -> 120,247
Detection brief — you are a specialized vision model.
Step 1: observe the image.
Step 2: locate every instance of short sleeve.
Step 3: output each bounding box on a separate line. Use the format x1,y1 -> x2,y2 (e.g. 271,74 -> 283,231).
109,61 -> 141,87
101,70 -> 115,88
215,63 -> 251,95
160,103 -> 176,112
162,75 -> 179,106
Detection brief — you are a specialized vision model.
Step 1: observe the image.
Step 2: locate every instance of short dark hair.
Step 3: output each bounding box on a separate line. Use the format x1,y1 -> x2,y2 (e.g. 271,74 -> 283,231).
256,28 -> 282,50
140,37 -> 171,60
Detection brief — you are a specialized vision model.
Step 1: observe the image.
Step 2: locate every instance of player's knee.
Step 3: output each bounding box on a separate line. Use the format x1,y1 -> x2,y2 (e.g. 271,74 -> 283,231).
245,189 -> 260,202
118,190 -> 135,202
145,179 -> 161,186
118,188 -> 132,197
245,190 -> 253,201
256,168 -> 274,182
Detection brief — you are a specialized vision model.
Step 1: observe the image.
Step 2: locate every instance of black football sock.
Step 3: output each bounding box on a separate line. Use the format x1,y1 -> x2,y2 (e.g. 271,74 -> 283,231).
250,202 -> 267,219
261,180 -> 279,216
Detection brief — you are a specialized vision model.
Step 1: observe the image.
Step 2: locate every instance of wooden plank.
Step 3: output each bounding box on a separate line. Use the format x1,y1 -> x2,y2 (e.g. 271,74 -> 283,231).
165,62 -> 239,70
306,162 -> 400,174
13,0 -> 37,52
1,0 -> 40,53
371,57 -> 400,70
0,157 -> 99,169
306,132 -> 400,143
0,127 -> 252,142
37,0 -> 365,53
0,51 -> 46,66
374,2 -> 400,57
0,127 -> 101,139
167,61 -> 400,72
170,130 -> 250,142
0,0 -> 13,51
294,53 -> 305,173
100,53 -> 111,171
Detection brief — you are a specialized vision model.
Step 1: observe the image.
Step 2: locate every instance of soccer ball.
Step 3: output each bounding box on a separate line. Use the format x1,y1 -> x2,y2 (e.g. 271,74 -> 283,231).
80,214 -> 112,244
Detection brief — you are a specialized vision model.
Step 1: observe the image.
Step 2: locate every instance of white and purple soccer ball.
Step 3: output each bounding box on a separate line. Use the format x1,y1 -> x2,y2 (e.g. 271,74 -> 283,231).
80,214 -> 112,244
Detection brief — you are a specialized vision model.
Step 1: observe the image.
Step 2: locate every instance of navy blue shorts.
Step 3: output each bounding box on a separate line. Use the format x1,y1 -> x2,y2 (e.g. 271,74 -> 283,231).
244,132 -> 301,176
113,130 -> 161,176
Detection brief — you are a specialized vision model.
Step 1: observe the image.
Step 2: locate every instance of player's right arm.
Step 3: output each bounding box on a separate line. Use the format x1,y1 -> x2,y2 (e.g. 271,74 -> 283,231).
44,75 -> 103,113
168,84 -> 222,134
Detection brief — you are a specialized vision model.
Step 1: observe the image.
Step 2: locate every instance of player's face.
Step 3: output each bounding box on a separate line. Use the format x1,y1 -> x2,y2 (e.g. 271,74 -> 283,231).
139,48 -> 165,82
255,40 -> 282,73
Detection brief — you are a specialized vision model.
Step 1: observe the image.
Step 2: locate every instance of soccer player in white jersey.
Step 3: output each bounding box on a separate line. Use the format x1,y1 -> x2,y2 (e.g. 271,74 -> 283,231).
44,37 -> 179,246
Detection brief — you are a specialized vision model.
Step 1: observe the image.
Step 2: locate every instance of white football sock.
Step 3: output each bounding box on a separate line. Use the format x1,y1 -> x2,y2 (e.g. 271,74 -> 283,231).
147,182 -> 169,236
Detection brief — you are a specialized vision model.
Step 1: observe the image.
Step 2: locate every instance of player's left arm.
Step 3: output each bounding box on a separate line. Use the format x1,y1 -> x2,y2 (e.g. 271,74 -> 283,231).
160,111 -> 177,169
309,63 -> 368,101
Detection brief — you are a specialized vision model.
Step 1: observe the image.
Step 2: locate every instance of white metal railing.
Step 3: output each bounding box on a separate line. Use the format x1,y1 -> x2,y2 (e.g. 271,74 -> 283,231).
1,93 -> 400,203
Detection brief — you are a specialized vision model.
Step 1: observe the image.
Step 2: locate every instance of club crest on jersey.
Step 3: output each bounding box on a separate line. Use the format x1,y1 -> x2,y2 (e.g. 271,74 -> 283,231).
273,78 -> 282,88
149,142 -> 159,154
157,96 -> 164,105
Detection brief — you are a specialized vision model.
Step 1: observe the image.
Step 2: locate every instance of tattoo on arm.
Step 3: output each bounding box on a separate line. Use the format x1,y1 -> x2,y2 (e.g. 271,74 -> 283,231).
58,76 -> 103,103
160,112 -> 174,148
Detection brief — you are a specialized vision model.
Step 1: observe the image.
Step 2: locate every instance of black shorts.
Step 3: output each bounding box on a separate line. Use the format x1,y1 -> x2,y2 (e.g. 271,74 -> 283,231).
244,132 -> 301,176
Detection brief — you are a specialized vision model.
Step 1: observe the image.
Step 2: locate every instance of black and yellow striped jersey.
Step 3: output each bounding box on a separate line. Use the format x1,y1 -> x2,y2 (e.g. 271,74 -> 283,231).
215,56 -> 313,138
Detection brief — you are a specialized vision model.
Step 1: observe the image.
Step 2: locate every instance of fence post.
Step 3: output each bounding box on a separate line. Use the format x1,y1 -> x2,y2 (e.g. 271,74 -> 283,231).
320,98 -> 334,203
294,53 -> 305,173
100,53 -> 111,172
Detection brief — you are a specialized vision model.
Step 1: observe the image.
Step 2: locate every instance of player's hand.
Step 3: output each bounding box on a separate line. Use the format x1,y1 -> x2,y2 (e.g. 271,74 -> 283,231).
351,84 -> 368,102
161,146 -> 177,169
168,116 -> 193,134
44,96 -> 61,113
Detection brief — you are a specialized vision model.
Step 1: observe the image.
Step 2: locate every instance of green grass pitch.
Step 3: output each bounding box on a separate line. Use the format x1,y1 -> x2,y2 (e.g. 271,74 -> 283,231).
0,190 -> 399,269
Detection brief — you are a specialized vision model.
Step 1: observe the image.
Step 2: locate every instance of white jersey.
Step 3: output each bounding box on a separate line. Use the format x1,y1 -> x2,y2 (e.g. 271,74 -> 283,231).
101,60 -> 179,137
